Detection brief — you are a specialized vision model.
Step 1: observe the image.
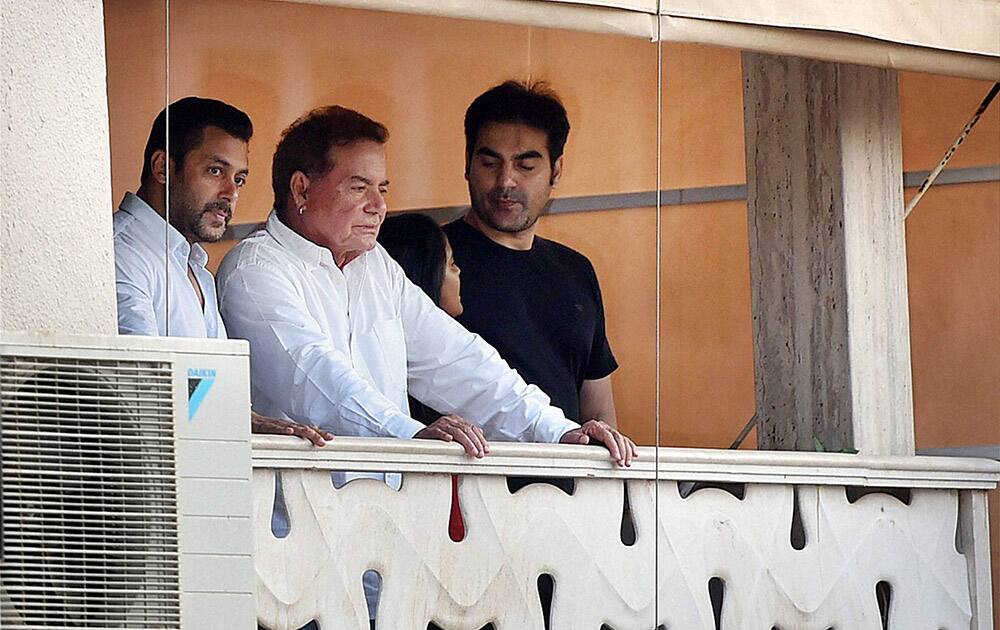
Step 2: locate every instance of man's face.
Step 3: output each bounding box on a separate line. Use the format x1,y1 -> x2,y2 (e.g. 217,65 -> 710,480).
466,122 -> 562,234
168,126 -> 249,243
302,140 -> 389,265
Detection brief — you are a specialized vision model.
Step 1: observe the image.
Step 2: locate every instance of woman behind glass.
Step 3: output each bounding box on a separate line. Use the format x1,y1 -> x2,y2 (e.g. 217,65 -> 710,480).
378,213 -> 462,318
378,213 -> 463,423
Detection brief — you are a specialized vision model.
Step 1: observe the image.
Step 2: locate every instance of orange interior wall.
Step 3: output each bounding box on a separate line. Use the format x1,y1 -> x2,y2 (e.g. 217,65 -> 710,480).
105,0 -> 660,219
106,0 -> 999,616
535,209 -> 658,445
898,74 -> 999,624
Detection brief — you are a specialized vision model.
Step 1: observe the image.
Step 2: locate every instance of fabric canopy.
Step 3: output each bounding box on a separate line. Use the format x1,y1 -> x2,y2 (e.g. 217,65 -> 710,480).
287,0 -> 653,38
284,0 -> 1000,79
657,14 -> 999,80
660,0 -> 999,58
657,0 -> 1000,80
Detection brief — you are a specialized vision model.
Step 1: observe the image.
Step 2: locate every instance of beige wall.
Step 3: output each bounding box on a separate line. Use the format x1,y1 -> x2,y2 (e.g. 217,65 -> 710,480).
1,1 -> 117,335
104,3 -> 999,615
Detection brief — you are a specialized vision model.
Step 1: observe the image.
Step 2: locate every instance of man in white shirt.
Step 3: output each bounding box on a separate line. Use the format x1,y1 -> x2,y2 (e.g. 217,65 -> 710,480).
114,96 -> 332,446
216,105 -> 637,463
218,104 -> 636,627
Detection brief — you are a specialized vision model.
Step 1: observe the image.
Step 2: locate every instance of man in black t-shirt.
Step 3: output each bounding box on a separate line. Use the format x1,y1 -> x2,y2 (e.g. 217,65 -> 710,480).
444,80 -> 635,457
444,80 -> 636,630
444,221 -> 615,422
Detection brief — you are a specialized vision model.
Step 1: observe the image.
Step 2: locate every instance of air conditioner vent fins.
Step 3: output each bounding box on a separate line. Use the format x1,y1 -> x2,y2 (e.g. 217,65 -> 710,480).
1,354 -> 181,628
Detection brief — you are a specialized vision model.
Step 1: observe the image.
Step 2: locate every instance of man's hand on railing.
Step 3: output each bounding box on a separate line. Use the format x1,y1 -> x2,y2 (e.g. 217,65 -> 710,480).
413,413 -> 490,458
560,419 -> 639,467
250,410 -> 334,447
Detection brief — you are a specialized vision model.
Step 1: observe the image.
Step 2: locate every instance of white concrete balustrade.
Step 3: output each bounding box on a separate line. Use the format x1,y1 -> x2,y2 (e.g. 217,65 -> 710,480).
251,437 -> 999,629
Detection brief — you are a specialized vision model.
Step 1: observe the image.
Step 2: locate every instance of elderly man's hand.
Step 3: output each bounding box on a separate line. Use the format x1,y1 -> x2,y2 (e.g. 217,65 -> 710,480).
560,419 -> 639,467
250,411 -> 334,447
414,414 -> 490,458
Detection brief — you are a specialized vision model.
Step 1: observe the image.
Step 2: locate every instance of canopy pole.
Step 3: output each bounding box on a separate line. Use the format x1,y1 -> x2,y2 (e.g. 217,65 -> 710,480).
728,414 -> 757,450
904,82 -> 1000,218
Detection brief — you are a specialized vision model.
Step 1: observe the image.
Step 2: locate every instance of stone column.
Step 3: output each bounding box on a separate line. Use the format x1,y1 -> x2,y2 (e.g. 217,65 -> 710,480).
742,53 -> 914,455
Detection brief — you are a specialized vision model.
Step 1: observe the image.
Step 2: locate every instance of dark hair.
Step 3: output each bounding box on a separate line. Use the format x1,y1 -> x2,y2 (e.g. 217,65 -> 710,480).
464,80 -> 570,173
272,105 -> 389,219
141,96 -> 252,183
377,214 -> 447,305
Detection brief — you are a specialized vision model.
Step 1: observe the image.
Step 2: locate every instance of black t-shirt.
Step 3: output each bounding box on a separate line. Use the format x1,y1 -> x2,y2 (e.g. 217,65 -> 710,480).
443,219 -> 617,422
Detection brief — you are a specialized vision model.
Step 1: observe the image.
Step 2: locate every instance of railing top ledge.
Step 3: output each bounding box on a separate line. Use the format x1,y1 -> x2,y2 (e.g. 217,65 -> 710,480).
251,436 -> 1000,490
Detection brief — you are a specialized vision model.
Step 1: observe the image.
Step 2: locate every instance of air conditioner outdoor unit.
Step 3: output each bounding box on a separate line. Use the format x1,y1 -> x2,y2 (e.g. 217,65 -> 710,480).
0,332 -> 256,628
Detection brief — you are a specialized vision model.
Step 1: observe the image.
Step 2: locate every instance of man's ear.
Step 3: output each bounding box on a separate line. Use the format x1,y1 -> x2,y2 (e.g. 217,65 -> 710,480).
150,149 -> 169,186
550,155 -> 564,187
289,171 -> 310,209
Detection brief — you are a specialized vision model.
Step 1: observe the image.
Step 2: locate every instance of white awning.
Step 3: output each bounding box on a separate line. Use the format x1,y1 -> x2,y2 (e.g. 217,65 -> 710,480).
657,0 -> 1000,80
657,14 -> 999,80
283,0 -> 654,38
659,1 -> 999,58
281,0 -> 1000,79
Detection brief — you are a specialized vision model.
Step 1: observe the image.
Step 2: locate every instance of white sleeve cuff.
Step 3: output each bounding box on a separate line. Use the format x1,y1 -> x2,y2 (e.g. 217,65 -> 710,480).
533,412 -> 580,444
381,412 -> 427,440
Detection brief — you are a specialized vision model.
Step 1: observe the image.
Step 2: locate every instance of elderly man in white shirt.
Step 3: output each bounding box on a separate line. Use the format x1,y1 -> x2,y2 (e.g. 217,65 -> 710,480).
114,96 -> 333,447
217,105 -> 638,463
217,104 -> 637,629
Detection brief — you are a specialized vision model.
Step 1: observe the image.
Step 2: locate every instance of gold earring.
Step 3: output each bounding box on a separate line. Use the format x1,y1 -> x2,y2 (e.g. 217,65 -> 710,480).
298,204 -> 306,215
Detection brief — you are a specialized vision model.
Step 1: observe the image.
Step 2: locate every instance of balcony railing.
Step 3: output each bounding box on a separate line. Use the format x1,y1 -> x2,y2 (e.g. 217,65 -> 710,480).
251,437 -> 999,629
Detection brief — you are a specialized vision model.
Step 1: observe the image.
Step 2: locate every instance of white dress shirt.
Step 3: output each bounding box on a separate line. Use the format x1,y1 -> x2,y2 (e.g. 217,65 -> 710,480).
217,211 -> 578,447
218,211 -> 577,617
113,193 -> 226,339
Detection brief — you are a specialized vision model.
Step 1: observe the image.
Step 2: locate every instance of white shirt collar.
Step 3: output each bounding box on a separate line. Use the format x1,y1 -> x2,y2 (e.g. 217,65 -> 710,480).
265,209 -> 341,269
187,242 -> 209,269
119,192 -> 203,266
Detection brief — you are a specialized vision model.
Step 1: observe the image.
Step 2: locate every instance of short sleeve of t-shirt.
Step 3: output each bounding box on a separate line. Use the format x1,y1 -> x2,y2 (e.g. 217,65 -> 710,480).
584,262 -> 617,381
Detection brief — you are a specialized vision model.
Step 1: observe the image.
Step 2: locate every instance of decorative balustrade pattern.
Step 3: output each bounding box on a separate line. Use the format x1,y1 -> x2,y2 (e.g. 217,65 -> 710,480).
251,438 -> 999,630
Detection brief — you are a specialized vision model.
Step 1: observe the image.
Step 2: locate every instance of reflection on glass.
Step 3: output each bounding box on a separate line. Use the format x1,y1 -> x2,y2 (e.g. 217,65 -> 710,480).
106,0 -> 661,447
658,41 -> 755,452
105,1 -> 659,627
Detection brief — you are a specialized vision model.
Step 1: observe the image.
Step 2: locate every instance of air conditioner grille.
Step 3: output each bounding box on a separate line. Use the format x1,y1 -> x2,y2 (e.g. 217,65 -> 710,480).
1,354 -> 181,628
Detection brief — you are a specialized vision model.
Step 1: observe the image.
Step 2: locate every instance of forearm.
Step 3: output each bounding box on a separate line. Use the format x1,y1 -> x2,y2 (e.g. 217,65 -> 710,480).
253,334 -> 422,438
579,376 -> 617,428
405,318 -> 576,442
220,272 -> 422,439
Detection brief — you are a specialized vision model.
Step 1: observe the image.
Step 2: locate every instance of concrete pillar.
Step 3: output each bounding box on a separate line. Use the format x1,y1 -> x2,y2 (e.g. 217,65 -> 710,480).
1,1 -> 117,335
742,53 -> 914,456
